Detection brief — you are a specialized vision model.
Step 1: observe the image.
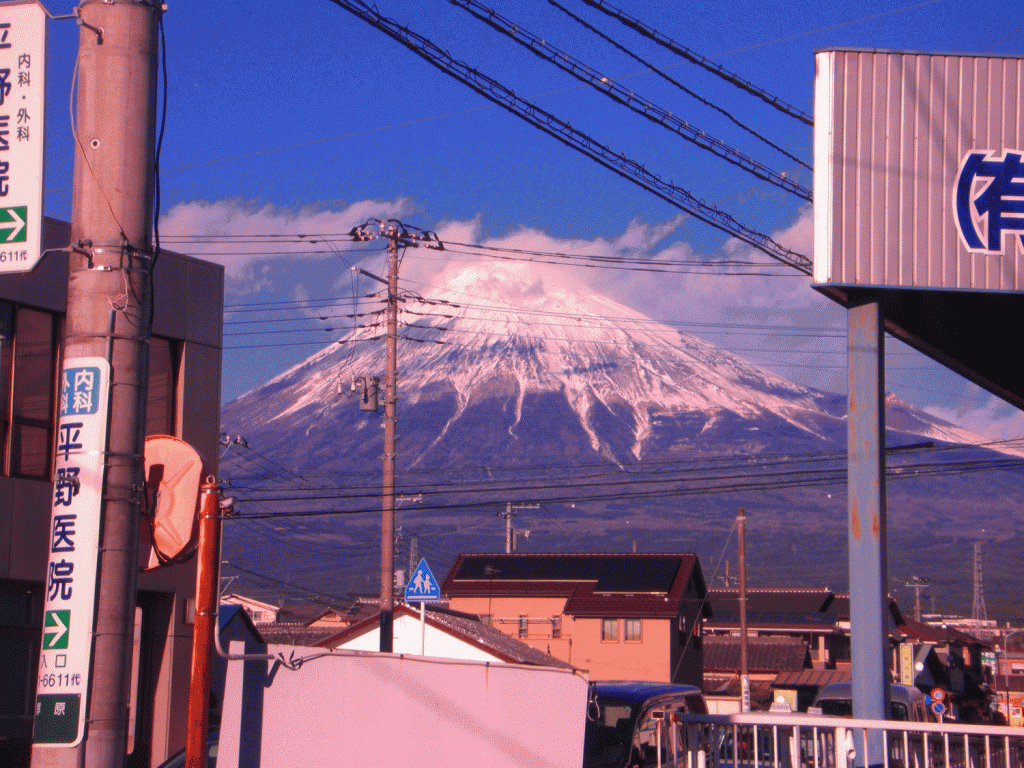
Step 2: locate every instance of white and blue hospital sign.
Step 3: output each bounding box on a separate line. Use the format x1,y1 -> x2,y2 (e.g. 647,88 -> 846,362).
60,366 -> 103,417
35,358 -> 110,747
405,559 -> 441,602
954,149 -> 1024,255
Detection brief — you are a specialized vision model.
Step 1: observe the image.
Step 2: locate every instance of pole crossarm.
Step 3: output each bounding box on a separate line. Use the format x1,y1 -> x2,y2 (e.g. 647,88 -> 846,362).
349,218 -> 445,250
327,0 -> 812,274
450,0 -> 812,201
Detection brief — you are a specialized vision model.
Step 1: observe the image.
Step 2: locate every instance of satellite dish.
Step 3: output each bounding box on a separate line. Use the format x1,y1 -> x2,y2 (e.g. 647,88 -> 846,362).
139,435 -> 205,571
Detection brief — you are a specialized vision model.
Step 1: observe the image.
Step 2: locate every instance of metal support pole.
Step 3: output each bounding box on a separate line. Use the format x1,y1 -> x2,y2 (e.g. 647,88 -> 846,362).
185,481 -> 222,768
505,502 -> 513,554
33,3 -> 160,767
738,508 -> 750,712
379,237 -> 398,653
848,301 -> 889,765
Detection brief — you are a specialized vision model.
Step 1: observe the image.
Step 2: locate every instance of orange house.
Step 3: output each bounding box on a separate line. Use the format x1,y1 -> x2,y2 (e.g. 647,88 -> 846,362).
442,553 -> 709,686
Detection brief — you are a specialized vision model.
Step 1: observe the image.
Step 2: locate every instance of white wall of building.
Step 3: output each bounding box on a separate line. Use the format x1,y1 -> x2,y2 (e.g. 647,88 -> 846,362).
335,614 -> 503,663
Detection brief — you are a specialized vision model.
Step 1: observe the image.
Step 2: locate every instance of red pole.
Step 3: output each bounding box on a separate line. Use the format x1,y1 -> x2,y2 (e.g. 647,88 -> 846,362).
186,480 -> 221,768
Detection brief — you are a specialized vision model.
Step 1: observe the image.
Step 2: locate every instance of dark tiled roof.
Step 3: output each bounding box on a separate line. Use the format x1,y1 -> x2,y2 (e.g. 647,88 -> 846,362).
564,585 -> 685,619
318,604 -> 573,669
445,552 -> 708,619
897,619 -> 990,648
707,588 -> 835,627
703,635 -> 809,673
773,668 -> 850,689
445,553 -> 697,593
257,624 -> 345,646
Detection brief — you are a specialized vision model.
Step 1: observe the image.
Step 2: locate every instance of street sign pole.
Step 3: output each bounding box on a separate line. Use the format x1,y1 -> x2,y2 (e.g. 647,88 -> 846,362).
405,558 -> 442,655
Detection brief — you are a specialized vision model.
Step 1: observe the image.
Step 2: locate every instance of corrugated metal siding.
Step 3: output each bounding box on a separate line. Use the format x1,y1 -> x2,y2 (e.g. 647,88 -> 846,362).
814,50 -> 1024,291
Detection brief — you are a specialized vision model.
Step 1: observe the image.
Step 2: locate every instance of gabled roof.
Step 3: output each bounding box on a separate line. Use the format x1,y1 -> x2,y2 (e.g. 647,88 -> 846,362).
703,635 -> 810,674
443,553 -> 708,618
707,588 -> 835,628
218,604 -> 264,643
712,589 -> 831,618
896,618 -> 991,648
221,593 -> 279,614
773,668 -> 850,690
317,604 -> 573,668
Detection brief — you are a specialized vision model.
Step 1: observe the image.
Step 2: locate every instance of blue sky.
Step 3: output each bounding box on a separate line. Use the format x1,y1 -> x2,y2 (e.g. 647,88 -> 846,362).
36,0 -> 1024,438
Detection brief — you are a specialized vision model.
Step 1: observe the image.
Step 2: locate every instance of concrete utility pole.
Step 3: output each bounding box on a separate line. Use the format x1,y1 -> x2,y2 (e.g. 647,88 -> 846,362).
380,235 -> 398,652
906,575 -> 929,623
349,220 -> 443,654
32,2 -> 161,767
500,502 -> 538,553
738,508 -> 750,713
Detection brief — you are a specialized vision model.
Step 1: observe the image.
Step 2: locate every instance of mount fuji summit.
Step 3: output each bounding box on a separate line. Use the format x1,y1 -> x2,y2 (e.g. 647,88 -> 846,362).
219,261 -> 1023,615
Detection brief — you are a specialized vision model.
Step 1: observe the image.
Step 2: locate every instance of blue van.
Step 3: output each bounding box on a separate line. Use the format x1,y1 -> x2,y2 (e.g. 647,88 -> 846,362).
584,682 -> 708,768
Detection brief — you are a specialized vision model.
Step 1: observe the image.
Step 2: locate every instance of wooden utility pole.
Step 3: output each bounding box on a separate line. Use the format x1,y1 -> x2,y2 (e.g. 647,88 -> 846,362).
33,2 -> 160,767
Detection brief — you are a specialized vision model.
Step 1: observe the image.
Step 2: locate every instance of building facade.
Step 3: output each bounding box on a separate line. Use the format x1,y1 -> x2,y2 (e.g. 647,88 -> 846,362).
442,552 -> 709,686
0,219 -> 223,767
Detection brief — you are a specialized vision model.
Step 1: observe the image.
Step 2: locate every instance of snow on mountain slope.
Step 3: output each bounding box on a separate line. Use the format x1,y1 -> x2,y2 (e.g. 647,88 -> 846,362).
224,260 -> 994,467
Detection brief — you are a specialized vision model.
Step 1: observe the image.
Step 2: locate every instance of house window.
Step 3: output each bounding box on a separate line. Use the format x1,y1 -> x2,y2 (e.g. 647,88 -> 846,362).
602,618 -> 619,642
518,615 -> 528,639
2,304 -> 59,479
551,616 -> 561,639
624,618 -> 642,642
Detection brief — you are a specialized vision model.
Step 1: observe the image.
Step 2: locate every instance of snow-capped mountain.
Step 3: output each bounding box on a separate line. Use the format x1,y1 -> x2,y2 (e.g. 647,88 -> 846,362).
223,260 -> 988,467
219,261 -> 1023,616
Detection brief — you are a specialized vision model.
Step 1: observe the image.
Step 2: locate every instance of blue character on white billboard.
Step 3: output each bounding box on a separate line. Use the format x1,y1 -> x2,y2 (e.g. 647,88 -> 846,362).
954,149 -> 1024,255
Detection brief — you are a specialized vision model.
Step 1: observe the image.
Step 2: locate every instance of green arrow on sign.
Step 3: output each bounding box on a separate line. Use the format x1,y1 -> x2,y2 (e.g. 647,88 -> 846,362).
44,610 -> 70,649
0,206 -> 27,242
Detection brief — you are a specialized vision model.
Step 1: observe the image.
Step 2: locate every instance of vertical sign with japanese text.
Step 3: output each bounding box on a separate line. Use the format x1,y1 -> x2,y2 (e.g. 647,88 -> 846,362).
0,1 -> 44,272
33,357 -> 110,747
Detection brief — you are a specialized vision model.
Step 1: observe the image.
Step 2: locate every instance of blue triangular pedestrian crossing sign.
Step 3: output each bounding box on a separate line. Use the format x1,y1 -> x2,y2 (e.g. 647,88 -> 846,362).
405,558 -> 441,602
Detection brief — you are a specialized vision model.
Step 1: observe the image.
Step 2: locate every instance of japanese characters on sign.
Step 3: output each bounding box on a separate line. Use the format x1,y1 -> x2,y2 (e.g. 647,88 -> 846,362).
954,149 -> 1024,256
0,1 -> 45,272
34,358 -> 110,748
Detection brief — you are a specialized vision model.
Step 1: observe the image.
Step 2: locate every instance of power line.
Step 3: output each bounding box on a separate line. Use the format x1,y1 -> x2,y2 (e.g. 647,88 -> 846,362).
324,0 -> 811,274
577,0 -> 813,125
546,0 -> 810,171
449,0 -> 811,200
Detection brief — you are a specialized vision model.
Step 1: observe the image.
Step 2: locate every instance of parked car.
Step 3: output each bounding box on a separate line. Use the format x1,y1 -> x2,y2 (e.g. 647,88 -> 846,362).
583,681 -> 708,768
812,683 -> 929,722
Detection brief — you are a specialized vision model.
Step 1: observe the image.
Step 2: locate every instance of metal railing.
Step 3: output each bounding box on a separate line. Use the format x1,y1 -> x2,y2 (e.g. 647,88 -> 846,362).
639,712 -> 1024,768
